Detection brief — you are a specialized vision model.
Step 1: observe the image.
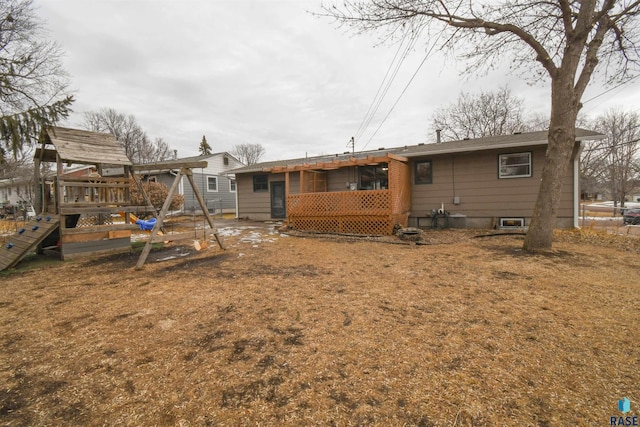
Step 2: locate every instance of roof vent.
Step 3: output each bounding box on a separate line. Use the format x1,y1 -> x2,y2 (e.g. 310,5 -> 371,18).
513,131 -> 522,135
418,143 -> 425,146
378,147 -> 385,150
463,137 -> 470,140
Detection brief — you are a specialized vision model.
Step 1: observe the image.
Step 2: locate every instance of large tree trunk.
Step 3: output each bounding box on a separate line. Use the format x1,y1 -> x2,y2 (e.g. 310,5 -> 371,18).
523,78 -> 579,252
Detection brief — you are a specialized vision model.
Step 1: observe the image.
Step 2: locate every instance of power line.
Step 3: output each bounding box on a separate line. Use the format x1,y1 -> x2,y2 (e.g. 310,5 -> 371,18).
582,74 -> 640,107
361,27 -> 445,151
353,33 -> 408,140
360,51 -> 431,150
354,20 -> 424,143
519,73 -> 640,132
582,137 -> 640,153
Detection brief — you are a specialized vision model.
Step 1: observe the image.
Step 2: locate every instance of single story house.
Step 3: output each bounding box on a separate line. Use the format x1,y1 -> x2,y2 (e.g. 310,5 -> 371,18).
230,129 -> 604,234
122,152 -> 244,215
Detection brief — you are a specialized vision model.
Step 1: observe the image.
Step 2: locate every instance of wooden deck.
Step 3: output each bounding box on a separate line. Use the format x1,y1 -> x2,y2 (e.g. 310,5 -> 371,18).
286,159 -> 412,236
288,190 -> 394,235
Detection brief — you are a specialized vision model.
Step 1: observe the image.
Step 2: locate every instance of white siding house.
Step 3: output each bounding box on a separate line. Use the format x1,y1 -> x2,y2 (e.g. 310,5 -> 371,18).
138,153 -> 245,215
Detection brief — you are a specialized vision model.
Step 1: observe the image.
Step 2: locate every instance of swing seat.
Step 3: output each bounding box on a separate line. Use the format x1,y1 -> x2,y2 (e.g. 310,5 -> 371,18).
135,218 -> 157,231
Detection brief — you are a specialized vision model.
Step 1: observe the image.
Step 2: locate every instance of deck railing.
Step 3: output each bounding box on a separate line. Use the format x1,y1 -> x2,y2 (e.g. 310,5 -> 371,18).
288,190 -> 390,216
54,177 -> 153,227
287,190 -> 394,235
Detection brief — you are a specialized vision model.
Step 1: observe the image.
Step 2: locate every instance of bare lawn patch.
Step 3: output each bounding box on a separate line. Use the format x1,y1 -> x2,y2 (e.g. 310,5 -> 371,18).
1,221 -> 639,426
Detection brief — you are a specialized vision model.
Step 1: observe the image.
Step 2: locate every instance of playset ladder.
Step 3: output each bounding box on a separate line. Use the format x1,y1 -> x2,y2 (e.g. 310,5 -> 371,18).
0,215 -> 60,271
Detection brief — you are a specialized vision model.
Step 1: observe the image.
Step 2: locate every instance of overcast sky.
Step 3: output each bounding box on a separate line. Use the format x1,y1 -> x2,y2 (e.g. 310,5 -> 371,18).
35,0 -> 640,162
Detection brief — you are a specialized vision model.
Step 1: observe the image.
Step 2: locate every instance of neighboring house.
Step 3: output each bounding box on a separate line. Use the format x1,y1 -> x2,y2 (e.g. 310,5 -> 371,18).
0,178 -> 25,207
230,129 -> 604,234
1,165 -> 96,214
135,153 -> 245,215
0,176 -> 38,219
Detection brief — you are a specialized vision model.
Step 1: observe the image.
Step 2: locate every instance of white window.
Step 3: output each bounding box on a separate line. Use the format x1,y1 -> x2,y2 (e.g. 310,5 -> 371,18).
207,176 -> 218,192
499,152 -> 532,178
229,179 -> 236,192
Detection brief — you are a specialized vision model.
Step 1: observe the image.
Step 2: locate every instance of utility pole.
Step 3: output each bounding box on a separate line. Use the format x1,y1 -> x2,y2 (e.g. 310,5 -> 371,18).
347,137 -> 355,154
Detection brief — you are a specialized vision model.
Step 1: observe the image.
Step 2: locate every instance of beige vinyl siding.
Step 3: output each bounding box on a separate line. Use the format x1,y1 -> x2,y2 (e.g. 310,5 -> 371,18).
289,172 -> 300,194
237,173 -> 271,218
411,145 -> 574,224
327,168 -> 353,192
237,172 -> 288,219
238,169 -> 355,219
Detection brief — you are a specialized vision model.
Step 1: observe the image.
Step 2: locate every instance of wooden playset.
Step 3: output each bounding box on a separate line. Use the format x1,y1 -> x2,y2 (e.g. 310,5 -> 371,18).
0,127 -> 223,271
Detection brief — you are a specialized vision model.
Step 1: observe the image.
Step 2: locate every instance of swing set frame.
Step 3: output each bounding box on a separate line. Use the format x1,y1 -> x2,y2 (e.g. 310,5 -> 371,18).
131,160 -> 225,269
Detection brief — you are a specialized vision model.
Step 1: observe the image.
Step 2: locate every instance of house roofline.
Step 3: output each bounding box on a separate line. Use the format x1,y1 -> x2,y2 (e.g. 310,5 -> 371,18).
229,129 -> 605,174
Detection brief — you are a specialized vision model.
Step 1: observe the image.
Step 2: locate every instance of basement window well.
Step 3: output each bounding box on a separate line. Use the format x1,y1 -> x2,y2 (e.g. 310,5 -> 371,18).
499,218 -> 525,228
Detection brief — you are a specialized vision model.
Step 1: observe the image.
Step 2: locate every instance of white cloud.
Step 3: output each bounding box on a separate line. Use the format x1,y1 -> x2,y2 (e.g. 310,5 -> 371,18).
34,0 -> 640,162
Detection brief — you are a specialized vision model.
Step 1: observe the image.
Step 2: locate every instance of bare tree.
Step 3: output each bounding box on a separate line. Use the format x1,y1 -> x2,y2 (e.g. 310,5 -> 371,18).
231,143 -> 265,166
431,87 -> 528,141
135,136 -> 171,165
83,108 -> 172,164
322,0 -> 640,251
0,0 -> 73,162
582,108 -> 640,209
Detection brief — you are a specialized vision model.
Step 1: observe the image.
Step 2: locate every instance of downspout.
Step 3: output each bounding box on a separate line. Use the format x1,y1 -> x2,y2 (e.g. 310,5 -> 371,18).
235,181 -> 239,219
230,173 -> 238,219
573,142 -> 584,228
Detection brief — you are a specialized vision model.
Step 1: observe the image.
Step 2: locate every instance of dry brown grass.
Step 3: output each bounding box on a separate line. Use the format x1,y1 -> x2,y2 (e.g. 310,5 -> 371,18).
1,220 -> 639,426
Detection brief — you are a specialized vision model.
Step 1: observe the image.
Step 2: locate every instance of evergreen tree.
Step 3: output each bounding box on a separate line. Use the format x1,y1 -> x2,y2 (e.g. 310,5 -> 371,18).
1,96 -> 74,163
1,0 -> 73,163
199,135 -> 212,156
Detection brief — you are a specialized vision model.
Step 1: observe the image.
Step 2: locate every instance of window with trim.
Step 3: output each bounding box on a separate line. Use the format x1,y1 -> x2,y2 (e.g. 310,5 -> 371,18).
253,174 -> 268,192
207,176 -> 218,192
499,152 -> 532,178
415,160 -> 433,184
229,179 -> 236,192
358,164 -> 388,190
223,156 -> 229,166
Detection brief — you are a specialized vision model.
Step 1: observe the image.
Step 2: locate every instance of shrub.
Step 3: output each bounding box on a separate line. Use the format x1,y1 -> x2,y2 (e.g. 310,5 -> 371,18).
130,179 -> 184,212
